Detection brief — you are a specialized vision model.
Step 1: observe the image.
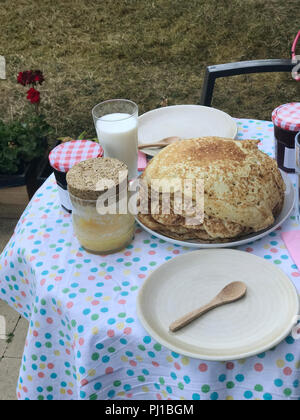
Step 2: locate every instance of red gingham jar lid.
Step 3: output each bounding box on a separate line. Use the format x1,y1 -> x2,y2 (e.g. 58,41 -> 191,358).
272,102 -> 300,132
49,140 -> 104,172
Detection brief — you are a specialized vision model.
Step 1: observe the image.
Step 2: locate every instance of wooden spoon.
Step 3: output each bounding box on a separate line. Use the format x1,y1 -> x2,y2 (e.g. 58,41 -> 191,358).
169,281 -> 247,333
138,136 -> 181,150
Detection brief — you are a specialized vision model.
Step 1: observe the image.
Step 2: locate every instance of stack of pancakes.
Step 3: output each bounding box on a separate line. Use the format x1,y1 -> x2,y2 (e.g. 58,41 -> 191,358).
138,136 -> 285,243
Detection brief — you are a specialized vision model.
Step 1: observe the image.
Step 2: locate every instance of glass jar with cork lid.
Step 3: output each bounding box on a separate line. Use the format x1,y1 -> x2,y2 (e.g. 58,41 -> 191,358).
67,157 -> 135,254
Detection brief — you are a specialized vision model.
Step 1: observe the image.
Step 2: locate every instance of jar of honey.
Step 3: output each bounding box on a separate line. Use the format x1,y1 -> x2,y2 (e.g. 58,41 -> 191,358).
272,103 -> 300,173
66,157 -> 135,254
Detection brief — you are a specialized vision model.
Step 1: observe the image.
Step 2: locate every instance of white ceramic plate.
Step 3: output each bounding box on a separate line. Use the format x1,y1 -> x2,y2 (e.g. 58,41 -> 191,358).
137,249 -> 299,361
135,172 -> 295,249
138,105 -> 238,156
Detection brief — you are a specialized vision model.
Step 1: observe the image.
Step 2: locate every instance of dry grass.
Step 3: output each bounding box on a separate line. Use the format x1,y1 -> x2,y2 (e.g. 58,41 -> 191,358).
0,0 -> 299,144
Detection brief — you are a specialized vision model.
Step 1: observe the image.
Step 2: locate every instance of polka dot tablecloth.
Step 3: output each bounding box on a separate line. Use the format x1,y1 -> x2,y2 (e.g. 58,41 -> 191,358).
0,119 -> 300,401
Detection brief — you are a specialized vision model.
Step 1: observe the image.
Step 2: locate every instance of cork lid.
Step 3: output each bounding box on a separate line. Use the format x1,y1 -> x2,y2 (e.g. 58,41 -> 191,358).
66,157 -> 128,200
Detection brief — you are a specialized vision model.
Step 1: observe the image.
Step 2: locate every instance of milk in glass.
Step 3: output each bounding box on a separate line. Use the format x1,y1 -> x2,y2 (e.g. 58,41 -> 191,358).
96,113 -> 138,180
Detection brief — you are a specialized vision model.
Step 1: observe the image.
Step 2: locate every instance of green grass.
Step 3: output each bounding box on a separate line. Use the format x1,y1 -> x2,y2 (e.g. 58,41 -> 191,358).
0,0 -> 299,144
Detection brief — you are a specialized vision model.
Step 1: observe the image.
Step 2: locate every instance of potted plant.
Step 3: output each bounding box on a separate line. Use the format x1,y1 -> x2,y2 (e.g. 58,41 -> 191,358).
0,70 -> 53,198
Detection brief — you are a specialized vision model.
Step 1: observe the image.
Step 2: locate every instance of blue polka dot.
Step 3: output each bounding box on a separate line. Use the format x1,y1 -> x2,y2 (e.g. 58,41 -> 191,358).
263,393 -> 272,401
236,374 -> 245,382
244,391 -> 253,399
192,393 -> 200,400
143,336 -> 151,344
274,379 -> 283,387
210,392 -> 219,400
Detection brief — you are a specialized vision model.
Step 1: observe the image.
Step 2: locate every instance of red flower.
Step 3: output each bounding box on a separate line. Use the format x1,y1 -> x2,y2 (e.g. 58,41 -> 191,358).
33,70 -> 45,85
17,71 -> 33,86
26,87 -> 40,104
17,70 -> 45,86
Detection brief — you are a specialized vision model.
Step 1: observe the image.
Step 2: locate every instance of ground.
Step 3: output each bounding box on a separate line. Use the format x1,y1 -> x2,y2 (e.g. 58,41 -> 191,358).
0,218 -> 28,400
0,0 -> 299,145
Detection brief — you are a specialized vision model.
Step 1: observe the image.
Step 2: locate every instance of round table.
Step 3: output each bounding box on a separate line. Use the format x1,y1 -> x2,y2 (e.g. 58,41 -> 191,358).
0,118 -> 300,401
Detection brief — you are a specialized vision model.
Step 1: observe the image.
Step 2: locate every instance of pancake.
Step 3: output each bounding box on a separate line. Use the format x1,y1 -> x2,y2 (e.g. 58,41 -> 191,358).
138,136 -> 285,242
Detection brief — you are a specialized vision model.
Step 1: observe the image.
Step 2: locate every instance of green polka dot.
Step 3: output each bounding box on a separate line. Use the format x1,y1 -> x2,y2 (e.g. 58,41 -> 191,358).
108,347 -> 115,353
274,260 -> 281,265
178,383 -> 184,390
138,345 -> 145,351
89,394 -> 98,400
118,313 -> 126,318
47,386 -> 53,392
38,395 -> 44,400
113,380 -> 121,387
154,343 -> 162,351
131,286 -> 138,291
159,377 -> 165,385
284,388 -> 292,397
91,314 -> 99,321
226,382 -> 235,389
255,384 -> 263,392
92,353 -> 100,361
202,385 -> 210,393
138,376 -> 146,382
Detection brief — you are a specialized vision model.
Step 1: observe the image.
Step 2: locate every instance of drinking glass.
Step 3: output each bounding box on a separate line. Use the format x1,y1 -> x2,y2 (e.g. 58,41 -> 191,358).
92,99 -> 138,180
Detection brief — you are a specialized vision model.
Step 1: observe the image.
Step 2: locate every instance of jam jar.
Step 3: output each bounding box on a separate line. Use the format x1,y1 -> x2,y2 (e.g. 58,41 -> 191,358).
67,157 -> 135,255
49,140 -> 104,212
272,103 -> 300,173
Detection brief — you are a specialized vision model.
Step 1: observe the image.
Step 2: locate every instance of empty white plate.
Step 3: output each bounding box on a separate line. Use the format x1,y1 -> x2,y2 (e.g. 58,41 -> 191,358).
136,171 -> 295,249
137,249 -> 299,361
138,105 -> 238,156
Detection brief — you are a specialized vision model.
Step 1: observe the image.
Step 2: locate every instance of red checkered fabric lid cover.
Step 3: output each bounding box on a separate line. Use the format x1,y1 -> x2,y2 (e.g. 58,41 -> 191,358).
272,102 -> 300,132
49,140 -> 104,172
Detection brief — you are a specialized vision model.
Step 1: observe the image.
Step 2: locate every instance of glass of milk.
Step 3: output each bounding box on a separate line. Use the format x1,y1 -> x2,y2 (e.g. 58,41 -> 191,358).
92,99 -> 138,180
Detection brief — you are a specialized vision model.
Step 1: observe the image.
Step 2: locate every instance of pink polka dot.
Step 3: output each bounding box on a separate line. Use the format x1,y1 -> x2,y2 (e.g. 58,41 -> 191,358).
66,302 -> 73,309
107,330 -> 115,338
21,291 -> 26,298
106,367 -> 114,375
33,330 -> 38,337
23,387 -> 28,393
105,275 -> 112,280
81,379 -> 88,387
148,251 -> 156,255
67,390 -> 73,396
28,235 -> 34,240
46,318 -> 53,325
270,248 -> 278,253
254,363 -> 264,372
138,274 -> 146,279
43,234 -> 50,239
157,393 -> 162,400
124,327 -> 132,335
292,272 -> 300,278
152,362 -> 159,367
127,393 -> 133,398
199,363 -> 208,372
226,362 -> 235,370
88,276 -> 95,281
174,362 -> 181,370
118,299 -> 126,304
29,256 -> 35,262
124,251 -> 132,256
79,338 -> 84,346
40,279 -> 46,286
57,309 -> 62,316
66,349 -> 71,355
52,254 -> 59,259
55,276 -> 62,282
283,367 -> 292,376
76,252 -> 83,258
47,363 -> 54,370
130,360 -> 137,367
38,372 -> 45,379
246,247 -> 253,252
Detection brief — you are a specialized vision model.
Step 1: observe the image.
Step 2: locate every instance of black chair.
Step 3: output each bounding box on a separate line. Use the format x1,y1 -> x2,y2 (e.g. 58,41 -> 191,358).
200,59 -> 295,107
